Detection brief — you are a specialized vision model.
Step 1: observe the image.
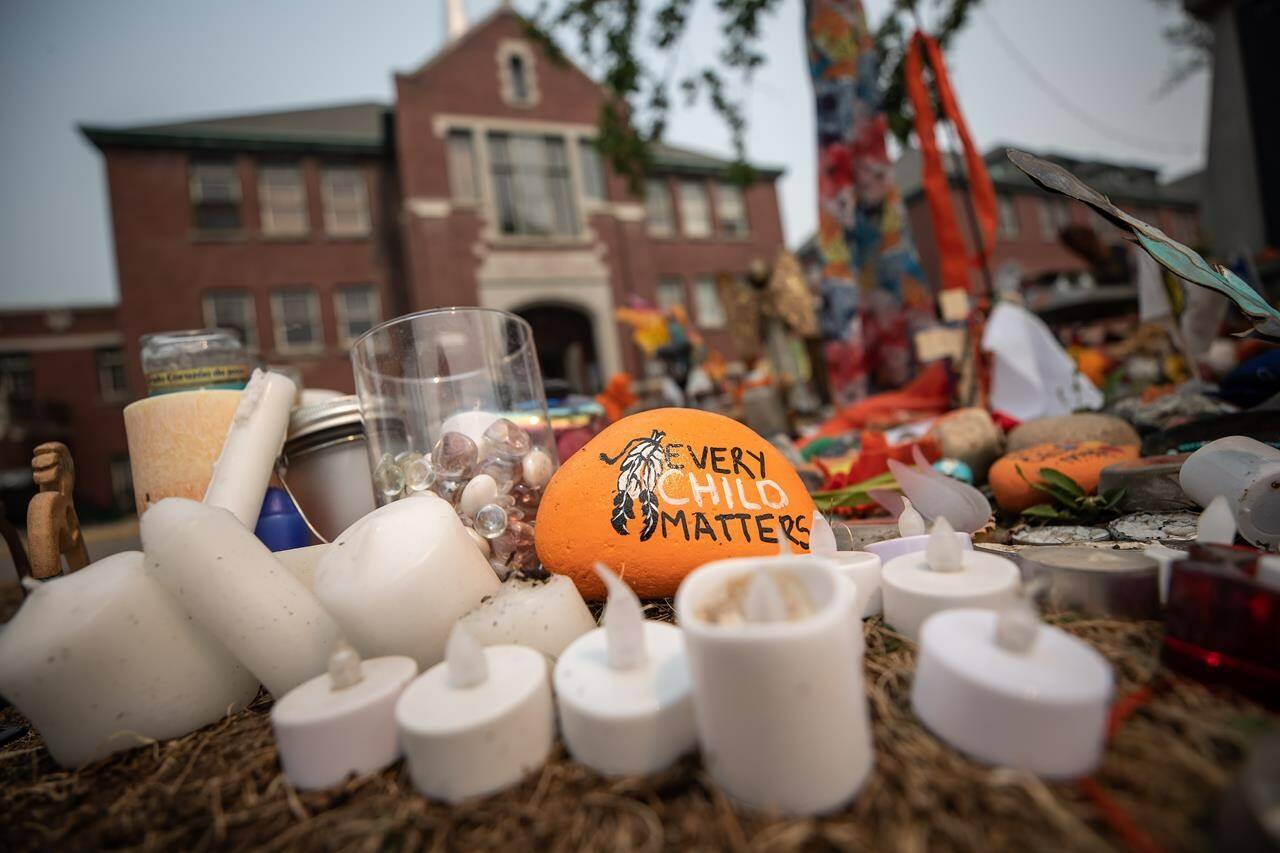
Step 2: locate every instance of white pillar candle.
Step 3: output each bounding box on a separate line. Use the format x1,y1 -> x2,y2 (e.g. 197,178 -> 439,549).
674,554 -> 874,815
141,497 -> 340,697
315,495 -> 500,669
274,543 -> 330,592
809,512 -> 883,617
441,409 -> 502,447
912,600 -> 1113,778
554,565 -> 696,776
457,573 -> 595,659
396,624 -> 554,803
271,645 -> 417,790
1179,435 -> 1280,549
0,551 -> 259,767
881,518 -> 1019,642
203,369 -> 297,529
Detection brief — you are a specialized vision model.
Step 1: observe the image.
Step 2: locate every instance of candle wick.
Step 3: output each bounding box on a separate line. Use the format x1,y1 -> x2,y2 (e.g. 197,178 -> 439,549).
595,563 -> 647,670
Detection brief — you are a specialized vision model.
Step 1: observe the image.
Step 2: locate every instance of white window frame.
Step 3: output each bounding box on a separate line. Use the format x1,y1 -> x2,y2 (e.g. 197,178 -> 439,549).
656,277 -> 686,312
96,347 -> 130,402
258,163 -> 309,237
693,276 -> 726,329
487,132 -> 579,237
997,195 -> 1020,240
189,160 -> 242,232
678,179 -> 712,238
646,178 -> 675,237
714,182 -> 748,238
202,290 -> 258,349
0,353 -> 34,400
320,167 -> 371,237
446,129 -> 480,204
577,138 -> 606,203
496,40 -> 540,108
270,288 -> 324,354
334,284 -> 382,346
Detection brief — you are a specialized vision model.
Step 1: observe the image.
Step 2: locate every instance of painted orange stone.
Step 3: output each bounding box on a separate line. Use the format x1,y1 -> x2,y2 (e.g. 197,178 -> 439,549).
988,441 -> 1140,513
535,408 -> 817,599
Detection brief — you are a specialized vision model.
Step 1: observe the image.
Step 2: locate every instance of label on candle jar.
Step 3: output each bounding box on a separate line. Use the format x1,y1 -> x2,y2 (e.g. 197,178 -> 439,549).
535,408 -> 817,599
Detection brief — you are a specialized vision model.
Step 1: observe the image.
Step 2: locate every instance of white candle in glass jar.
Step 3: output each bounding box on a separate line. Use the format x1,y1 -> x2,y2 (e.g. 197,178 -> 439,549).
675,554 -> 874,815
203,369 -> 297,529
141,497 -> 340,697
0,551 -> 259,767
315,495 -> 500,669
457,573 -> 595,659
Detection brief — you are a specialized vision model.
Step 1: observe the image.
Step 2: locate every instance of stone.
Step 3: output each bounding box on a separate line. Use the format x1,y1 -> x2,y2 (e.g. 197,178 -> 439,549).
1011,526 -> 1111,546
1108,511 -> 1200,542
534,408 -> 817,599
1006,414 -> 1139,454
988,442 -> 1140,513
928,408 -> 1004,484
1097,454 -> 1193,513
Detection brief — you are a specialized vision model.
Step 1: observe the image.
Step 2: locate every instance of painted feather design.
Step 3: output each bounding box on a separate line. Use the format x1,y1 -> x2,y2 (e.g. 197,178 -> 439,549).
611,489 -> 633,536
602,430 -> 667,538
639,488 -> 658,541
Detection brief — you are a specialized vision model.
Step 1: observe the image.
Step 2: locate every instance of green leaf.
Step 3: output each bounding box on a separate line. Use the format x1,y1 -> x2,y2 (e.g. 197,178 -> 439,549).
1021,504 -> 1069,519
1101,487 -> 1126,509
1038,468 -> 1085,498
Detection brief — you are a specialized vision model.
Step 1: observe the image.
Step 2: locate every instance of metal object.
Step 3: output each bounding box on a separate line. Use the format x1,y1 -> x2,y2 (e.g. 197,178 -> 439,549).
278,395 -> 377,544
1004,545 -> 1161,620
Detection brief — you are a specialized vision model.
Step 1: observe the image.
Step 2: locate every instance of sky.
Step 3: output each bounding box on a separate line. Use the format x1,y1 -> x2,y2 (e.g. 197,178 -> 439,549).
0,0 -> 1209,309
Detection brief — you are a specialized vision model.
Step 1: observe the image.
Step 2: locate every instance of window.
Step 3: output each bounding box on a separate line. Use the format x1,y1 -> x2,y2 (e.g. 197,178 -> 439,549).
1037,199 -> 1069,242
678,180 -> 712,238
96,347 -> 129,401
203,290 -> 258,348
258,163 -> 309,236
996,195 -> 1020,240
645,179 -> 675,237
446,130 -> 479,204
271,289 -> 323,353
320,167 -> 371,237
508,55 -> 530,102
488,133 -> 578,237
0,353 -> 33,401
715,182 -> 748,238
693,276 -> 726,328
189,160 -> 242,232
578,139 -> 606,202
656,277 -> 686,311
110,456 -> 134,513
498,41 -> 539,107
335,285 -> 381,344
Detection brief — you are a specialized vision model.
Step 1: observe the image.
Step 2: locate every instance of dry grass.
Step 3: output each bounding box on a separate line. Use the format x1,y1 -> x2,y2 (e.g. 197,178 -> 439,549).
0,612 -> 1273,852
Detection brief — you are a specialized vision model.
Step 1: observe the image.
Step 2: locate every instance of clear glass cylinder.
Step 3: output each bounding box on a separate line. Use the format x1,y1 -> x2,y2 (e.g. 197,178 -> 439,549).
351,308 -> 558,573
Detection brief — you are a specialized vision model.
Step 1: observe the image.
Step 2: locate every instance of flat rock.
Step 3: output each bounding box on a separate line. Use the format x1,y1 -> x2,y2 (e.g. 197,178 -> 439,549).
1011,526 -> 1112,545
1098,454 -> 1193,512
1107,511 -> 1199,542
1007,414 -> 1139,454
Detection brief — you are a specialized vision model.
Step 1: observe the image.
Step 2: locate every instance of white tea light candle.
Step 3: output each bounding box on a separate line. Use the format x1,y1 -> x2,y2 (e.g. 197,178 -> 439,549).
864,504 -> 973,566
203,369 -> 296,528
881,518 -> 1018,642
141,498 -> 340,697
315,495 -> 500,669
554,565 -> 696,776
396,624 -> 554,803
457,573 -> 595,659
808,512 -> 883,617
271,645 -> 416,790
675,555 -> 874,815
0,551 -> 259,767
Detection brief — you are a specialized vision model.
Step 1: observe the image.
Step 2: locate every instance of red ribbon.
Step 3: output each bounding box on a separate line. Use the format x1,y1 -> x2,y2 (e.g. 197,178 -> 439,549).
904,31 -> 998,292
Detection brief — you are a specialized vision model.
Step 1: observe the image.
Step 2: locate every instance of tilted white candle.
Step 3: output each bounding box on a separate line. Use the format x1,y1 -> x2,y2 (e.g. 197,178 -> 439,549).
396,624 -> 554,803
554,565 -> 696,776
271,645 -> 417,790
881,517 -> 1020,642
314,495 -> 500,669
203,369 -> 296,528
0,551 -> 259,767
808,512 -> 883,618
141,497 -> 340,697
457,572 -> 595,659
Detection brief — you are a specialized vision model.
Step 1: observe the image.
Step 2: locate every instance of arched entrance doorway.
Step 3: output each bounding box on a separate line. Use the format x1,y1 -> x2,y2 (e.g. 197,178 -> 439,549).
515,303 -> 601,396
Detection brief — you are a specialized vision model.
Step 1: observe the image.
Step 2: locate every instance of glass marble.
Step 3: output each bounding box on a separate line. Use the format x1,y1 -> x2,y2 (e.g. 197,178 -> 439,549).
474,503 -> 509,539
373,454 -> 405,499
432,432 -> 478,479
482,418 -> 532,462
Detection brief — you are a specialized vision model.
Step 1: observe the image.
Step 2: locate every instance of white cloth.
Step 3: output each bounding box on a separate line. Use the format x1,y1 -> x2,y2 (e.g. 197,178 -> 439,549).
981,302 -> 1103,421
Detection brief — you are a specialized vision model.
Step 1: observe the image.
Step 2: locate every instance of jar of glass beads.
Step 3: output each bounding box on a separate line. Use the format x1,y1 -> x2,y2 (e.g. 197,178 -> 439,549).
350,308 -> 558,576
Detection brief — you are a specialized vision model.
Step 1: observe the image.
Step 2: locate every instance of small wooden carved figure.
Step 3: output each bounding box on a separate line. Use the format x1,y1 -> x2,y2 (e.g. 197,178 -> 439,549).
27,442 -> 90,579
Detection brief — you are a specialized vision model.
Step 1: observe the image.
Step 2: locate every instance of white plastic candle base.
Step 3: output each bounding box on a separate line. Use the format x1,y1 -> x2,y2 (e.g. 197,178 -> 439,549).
865,531 -> 973,565
396,644 -> 553,803
554,621 -> 696,776
272,655 -> 417,790
882,550 -> 1019,642
1179,436 -> 1280,549
912,609 -> 1113,778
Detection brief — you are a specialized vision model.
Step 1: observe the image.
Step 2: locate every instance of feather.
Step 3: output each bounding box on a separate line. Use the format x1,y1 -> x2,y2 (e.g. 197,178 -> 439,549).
611,489 -> 632,536
639,489 -> 658,541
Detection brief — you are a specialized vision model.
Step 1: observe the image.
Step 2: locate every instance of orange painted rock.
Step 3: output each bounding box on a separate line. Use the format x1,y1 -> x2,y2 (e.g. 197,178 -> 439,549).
989,441 -> 1140,513
535,408 -> 817,599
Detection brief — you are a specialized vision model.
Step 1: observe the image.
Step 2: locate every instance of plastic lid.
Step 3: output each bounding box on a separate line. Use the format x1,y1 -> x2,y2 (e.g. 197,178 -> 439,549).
288,394 -> 363,440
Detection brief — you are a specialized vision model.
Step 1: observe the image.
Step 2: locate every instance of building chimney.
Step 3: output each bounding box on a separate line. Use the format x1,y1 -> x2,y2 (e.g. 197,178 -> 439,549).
446,0 -> 468,41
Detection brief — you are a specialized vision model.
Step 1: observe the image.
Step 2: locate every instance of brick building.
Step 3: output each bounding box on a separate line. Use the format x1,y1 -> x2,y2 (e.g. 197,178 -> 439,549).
1,6 -> 786,517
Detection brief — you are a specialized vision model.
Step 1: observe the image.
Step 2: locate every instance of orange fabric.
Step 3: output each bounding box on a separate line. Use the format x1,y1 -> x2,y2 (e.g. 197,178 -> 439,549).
595,374 -> 637,423
804,361 -> 953,441
904,32 -> 998,291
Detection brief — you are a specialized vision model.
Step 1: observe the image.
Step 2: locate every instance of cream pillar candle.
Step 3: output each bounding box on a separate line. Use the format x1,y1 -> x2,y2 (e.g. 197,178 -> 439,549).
0,551 -> 259,767
396,624 -> 554,803
271,645 -> 417,790
882,518 -> 1020,642
315,495 -> 500,669
554,565 -> 696,776
203,369 -> 297,528
809,512 -> 883,617
123,389 -> 241,515
674,555 -> 874,815
141,498 -> 340,697
457,573 -> 595,659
